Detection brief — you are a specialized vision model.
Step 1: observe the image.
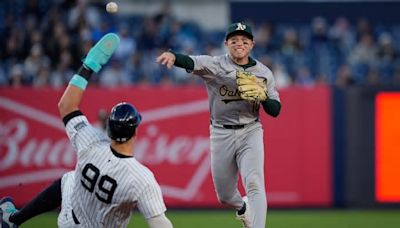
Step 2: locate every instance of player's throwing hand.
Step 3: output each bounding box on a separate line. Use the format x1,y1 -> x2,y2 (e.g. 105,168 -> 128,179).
156,52 -> 176,69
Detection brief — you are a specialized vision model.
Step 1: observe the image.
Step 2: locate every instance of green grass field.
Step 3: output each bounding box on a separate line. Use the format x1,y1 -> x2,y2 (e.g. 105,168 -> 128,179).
20,209 -> 400,227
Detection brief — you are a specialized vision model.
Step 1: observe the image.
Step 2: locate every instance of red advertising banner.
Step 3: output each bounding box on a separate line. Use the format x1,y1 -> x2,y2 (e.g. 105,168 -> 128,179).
0,85 -> 331,208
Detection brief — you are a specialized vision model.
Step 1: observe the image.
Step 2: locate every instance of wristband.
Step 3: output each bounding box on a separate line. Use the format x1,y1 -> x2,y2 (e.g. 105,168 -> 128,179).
77,65 -> 93,80
69,74 -> 88,90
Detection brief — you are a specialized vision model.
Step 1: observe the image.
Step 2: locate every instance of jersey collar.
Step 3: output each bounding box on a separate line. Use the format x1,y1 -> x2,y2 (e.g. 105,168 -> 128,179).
239,56 -> 257,70
110,146 -> 133,158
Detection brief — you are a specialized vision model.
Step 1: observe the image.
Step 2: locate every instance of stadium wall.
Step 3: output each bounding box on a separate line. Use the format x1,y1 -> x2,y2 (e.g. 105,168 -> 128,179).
0,86 -> 332,208
334,86 -> 400,208
2,86 -> 398,209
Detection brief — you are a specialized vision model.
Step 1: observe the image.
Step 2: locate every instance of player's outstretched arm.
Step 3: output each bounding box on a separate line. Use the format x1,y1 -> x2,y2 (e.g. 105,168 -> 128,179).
147,214 -> 173,228
58,33 -> 120,119
156,51 -> 195,71
58,84 -> 85,118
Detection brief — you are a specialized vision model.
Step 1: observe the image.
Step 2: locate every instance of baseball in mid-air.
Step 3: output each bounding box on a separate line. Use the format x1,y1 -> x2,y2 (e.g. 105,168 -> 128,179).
106,2 -> 118,13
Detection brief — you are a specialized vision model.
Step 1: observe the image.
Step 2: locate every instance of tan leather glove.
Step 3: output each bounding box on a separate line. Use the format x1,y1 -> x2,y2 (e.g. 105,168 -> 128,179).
236,70 -> 268,103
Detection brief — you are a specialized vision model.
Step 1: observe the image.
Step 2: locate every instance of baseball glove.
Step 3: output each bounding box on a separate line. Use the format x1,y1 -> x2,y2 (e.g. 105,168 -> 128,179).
236,70 -> 268,103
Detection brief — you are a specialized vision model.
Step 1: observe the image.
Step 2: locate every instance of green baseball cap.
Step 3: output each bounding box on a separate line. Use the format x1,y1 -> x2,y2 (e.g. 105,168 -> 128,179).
225,22 -> 254,40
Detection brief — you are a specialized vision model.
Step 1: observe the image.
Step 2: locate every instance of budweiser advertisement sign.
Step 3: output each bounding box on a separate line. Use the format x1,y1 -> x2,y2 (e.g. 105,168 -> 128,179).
0,86 -> 332,208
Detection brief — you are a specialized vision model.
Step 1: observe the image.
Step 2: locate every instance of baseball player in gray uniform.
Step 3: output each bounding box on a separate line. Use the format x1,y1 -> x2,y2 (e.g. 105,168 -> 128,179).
0,33 -> 173,228
156,22 -> 281,228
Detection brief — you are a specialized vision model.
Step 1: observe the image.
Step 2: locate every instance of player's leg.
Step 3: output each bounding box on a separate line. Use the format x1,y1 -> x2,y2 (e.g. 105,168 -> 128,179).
57,171 -> 77,227
0,178 -> 62,227
237,123 -> 267,228
210,126 -> 243,209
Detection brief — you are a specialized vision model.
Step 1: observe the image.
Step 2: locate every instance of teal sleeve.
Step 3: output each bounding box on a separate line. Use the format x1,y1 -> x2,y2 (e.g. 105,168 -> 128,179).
261,99 -> 281,117
170,51 -> 194,71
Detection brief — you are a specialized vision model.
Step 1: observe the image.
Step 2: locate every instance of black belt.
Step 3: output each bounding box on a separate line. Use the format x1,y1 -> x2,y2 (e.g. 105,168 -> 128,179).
211,120 -> 257,129
222,124 -> 246,129
72,209 -> 80,224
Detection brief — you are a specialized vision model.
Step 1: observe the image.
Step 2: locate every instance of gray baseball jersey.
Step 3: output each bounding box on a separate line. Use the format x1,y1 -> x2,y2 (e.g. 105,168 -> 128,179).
189,54 -> 280,125
189,54 -> 279,228
58,114 -> 166,228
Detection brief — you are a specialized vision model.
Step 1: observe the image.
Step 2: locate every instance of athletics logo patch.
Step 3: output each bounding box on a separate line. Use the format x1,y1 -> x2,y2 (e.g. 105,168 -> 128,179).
236,23 -> 246,31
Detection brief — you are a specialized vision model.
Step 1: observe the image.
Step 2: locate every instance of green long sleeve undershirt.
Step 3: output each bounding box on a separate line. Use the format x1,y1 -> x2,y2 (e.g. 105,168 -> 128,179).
172,52 -> 194,70
170,51 -> 281,117
262,99 -> 281,117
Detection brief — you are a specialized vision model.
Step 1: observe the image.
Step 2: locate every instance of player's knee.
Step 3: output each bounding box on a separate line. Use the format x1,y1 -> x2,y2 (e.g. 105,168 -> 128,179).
247,181 -> 260,194
245,176 -> 264,195
218,198 -> 228,205
216,193 -> 233,205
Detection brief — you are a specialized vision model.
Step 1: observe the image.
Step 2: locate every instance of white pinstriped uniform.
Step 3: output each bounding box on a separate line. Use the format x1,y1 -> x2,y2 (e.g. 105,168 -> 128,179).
57,114 -> 166,228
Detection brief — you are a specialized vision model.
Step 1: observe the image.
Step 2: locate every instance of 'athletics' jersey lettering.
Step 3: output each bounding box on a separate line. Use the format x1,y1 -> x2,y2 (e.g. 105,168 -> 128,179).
219,85 -> 241,97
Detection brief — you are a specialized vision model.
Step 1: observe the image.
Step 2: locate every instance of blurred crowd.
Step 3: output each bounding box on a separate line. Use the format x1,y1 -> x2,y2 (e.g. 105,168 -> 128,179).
1,0 -> 400,89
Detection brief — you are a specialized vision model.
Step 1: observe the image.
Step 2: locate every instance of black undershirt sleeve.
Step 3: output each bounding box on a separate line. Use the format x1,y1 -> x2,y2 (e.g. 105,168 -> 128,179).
62,110 -> 84,126
261,99 -> 281,117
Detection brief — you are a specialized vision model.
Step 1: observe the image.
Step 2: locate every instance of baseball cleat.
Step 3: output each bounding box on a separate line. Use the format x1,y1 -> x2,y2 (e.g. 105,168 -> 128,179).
83,33 -> 120,73
0,197 -> 18,228
236,196 -> 252,228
